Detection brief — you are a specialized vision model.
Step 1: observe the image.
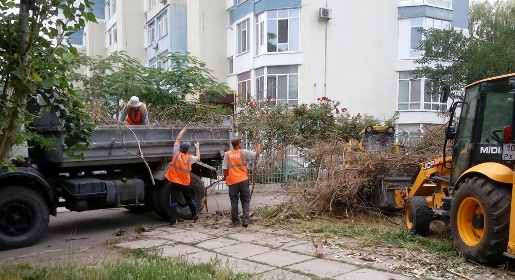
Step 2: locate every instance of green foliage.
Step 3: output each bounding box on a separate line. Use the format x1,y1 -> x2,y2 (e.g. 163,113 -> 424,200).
0,0 -> 97,166
414,0 -> 515,101
236,97 -> 394,149
70,51 -> 232,122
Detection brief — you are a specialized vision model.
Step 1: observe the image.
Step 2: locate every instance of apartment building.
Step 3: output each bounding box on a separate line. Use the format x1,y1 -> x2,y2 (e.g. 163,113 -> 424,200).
76,0 -> 469,138
227,0 -> 469,138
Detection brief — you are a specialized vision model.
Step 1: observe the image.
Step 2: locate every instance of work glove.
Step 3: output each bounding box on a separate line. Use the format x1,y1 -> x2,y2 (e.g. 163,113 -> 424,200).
194,141 -> 200,149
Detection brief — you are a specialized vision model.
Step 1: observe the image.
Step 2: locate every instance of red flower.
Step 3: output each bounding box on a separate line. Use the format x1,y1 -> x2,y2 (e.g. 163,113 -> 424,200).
342,108 -> 347,112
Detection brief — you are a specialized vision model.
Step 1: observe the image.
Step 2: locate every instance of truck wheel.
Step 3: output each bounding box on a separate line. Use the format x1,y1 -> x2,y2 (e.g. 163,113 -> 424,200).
177,174 -> 205,220
451,176 -> 510,264
0,186 -> 50,250
405,196 -> 431,236
155,181 -> 171,220
155,175 -> 205,221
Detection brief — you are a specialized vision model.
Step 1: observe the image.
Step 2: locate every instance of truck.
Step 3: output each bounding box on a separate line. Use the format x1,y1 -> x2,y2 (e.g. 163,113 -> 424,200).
373,73 -> 515,264
0,95 -> 232,250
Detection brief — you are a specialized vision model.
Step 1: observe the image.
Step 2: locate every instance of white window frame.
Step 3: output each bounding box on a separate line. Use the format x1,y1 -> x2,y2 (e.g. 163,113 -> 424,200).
106,0 -> 116,18
157,12 -> 168,39
149,57 -> 157,68
237,72 -> 251,103
149,0 -> 157,10
112,24 -> 117,44
255,66 -> 299,106
237,19 -> 250,54
256,8 -> 300,55
148,22 -> 156,46
237,0 -> 247,5
397,72 -> 446,111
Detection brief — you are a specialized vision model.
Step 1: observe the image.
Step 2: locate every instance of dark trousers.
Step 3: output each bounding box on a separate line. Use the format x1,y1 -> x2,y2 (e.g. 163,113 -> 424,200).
228,180 -> 250,224
169,182 -> 197,223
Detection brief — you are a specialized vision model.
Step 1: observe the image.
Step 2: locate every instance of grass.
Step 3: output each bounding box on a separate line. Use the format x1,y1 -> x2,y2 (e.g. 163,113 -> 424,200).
276,211 -> 456,256
0,253 -> 253,280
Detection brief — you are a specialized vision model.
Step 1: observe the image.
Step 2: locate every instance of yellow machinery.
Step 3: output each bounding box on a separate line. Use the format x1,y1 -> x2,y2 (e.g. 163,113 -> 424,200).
357,125 -> 404,154
374,73 -> 515,264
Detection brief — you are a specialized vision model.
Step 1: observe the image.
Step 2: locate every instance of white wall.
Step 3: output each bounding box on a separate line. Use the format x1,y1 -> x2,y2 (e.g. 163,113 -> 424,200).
301,0 -> 399,121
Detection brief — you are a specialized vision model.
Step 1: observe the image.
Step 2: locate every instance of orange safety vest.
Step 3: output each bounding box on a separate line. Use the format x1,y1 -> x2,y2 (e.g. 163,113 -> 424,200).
224,149 -> 248,185
165,151 -> 192,186
126,104 -> 146,125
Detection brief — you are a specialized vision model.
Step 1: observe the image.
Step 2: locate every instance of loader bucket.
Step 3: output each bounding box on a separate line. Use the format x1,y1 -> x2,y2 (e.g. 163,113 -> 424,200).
371,176 -> 411,212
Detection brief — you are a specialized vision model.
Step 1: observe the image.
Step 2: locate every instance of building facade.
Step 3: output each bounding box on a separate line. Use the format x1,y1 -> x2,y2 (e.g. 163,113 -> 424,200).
227,0 -> 469,138
77,0 -> 469,139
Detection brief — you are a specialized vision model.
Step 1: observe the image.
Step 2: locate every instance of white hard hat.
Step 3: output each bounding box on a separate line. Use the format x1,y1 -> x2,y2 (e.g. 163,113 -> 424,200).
129,96 -> 142,108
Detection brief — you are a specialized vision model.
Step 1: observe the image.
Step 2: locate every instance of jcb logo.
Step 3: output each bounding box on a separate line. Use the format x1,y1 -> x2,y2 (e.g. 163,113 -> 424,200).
423,161 -> 435,170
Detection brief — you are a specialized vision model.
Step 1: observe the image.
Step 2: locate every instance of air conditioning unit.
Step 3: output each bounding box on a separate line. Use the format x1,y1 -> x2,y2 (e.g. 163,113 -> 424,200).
150,41 -> 158,49
318,7 -> 332,20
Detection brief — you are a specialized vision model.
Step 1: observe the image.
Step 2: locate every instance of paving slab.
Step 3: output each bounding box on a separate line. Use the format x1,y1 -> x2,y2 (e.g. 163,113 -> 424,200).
160,244 -> 204,258
196,237 -> 241,249
115,239 -> 172,249
255,269 -> 312,280
225,232 -> 262,243
284,242 -> 316,255
228,258 -> 276,274
212,242 -> 273,259
250,234 -> 299,249
286,258 -> 357,278
157,229 -> 213,244
333,268 -> 413,280
247,250 -> 314,267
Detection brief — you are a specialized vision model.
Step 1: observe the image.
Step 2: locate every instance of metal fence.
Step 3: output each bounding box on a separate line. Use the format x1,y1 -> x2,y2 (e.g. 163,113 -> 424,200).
204,146 -> 317,191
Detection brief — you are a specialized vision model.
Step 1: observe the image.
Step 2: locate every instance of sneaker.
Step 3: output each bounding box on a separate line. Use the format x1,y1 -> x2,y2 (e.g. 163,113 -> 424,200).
170,222 -> 177,227
242,222 -> 249,228
193,215 -> 200,223
231,221 -> 240,227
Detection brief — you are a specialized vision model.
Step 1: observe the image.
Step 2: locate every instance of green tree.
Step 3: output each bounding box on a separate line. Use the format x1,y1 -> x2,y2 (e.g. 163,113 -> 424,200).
0,0 -> 97,166
414,0 -> 515,100
70,51 -> 232,123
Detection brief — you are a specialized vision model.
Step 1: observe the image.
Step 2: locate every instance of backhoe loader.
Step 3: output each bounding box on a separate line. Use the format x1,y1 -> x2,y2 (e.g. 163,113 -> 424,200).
373,73 -> 515,264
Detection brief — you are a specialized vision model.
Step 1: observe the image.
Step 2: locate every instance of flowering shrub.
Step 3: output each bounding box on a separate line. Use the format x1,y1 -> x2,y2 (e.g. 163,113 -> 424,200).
236,97 -> 398,148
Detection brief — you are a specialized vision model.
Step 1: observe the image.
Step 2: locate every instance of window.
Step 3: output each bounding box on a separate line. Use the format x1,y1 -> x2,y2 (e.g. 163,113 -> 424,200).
409,17 -> 450,57
237,72 -> 251,102
149,57 -> 157,68
266,66 -> 298,106
148,0 -> 157,10
157,51 -> 169,70
255,67 -> 265,101
148,22 -> 156,45
237,0 -> 247,5
107,24 -> 117,46
237,19 -> 250,54
228,8 -> 234,26
106,0 -> 116,18
157,13 -> 168,38
398,72 -> 446,111
228,57 -> 233,74
256,8 -> 299,55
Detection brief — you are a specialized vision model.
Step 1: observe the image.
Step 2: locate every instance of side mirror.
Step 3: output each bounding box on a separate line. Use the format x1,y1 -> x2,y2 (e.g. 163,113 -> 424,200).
446,126 -> 456,139
440,85 -> 450,103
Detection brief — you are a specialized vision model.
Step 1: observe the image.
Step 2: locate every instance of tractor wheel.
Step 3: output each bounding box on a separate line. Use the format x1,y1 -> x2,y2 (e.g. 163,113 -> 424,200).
155,175 -> 205,221
451,176 -> 510,264
405,196 -> 431,236
0,186 -> 50,250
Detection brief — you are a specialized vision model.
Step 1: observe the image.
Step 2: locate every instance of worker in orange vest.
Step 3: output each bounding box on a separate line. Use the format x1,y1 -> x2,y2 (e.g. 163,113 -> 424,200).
119,96 -> 149,125
164,127 -> 200,225
222,137 -> 260,227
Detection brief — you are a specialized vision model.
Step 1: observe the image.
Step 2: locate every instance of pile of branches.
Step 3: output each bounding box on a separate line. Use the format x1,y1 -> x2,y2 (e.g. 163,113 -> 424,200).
286,124 -> 451,218
88,102 -> 231,126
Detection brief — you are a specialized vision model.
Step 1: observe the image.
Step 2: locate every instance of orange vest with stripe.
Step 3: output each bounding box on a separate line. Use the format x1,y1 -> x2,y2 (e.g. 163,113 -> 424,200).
126,104 -> 146,125
165,151 -> 192,186
224,149 -> 248,185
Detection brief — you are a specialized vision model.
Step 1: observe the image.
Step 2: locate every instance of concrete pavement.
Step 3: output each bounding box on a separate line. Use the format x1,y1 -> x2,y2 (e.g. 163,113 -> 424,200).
116,185 -> 414,280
